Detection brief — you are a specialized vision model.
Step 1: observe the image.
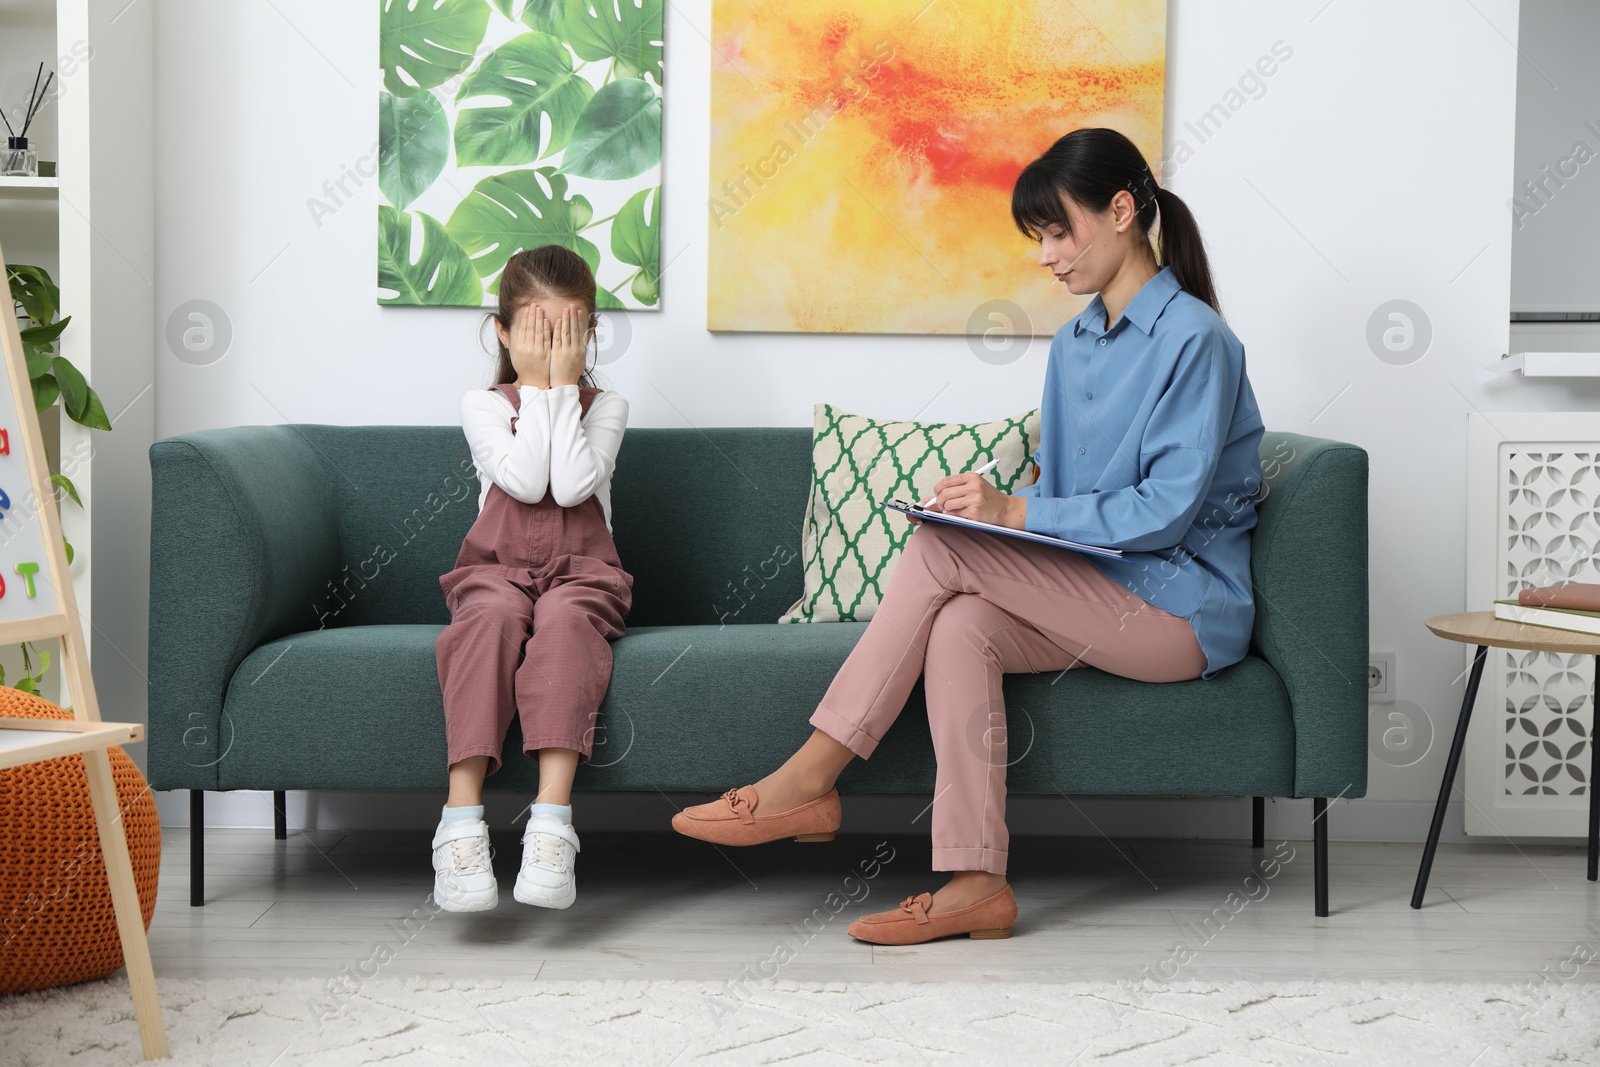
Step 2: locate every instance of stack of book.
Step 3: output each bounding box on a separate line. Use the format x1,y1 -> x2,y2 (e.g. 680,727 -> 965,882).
1494,582 -> 1600,636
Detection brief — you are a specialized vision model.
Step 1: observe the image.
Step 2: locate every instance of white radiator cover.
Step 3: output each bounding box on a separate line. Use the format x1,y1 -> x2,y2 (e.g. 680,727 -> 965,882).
1464,413 -> 1600,837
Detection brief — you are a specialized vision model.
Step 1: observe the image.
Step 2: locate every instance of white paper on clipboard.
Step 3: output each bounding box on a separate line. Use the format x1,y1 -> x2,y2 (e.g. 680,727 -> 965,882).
884,499 -> 1124,560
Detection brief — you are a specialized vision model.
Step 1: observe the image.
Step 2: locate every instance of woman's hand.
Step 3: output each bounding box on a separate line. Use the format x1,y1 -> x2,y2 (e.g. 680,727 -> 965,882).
549,304 -> 591,388
509,303 -> 551,387
932,473 -> 1027,529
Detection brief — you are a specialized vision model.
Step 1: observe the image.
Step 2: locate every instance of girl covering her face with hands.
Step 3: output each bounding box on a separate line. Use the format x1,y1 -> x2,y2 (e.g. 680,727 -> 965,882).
431,245 -> 633,915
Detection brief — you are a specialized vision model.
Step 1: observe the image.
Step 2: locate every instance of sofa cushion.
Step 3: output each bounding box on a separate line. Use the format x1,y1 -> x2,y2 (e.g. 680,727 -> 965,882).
780,403 -> 1040,624
221,623 -> 1295,797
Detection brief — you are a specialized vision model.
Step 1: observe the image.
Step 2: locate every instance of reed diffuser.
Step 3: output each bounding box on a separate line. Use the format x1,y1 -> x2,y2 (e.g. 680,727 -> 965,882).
3,63 -> 55,178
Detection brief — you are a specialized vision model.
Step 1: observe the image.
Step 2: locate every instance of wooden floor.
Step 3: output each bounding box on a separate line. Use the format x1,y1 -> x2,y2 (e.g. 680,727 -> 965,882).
148,827 -> 1600,985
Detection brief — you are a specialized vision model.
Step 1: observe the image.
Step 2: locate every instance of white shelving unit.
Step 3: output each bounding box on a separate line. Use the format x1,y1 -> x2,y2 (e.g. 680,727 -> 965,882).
0,0 -> 153,721
1482,351 -> 1600,381
0,176 -> 59,197
1509,352 -> 1600,377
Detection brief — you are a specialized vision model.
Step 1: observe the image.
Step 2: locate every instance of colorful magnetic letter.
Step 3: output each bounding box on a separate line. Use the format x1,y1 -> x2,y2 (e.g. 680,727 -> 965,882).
13,562 -> 38,599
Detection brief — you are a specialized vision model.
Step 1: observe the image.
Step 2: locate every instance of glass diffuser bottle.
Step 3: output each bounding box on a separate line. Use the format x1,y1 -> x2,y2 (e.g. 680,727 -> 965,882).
2,136 -> 38,178
4,63 -> 54,179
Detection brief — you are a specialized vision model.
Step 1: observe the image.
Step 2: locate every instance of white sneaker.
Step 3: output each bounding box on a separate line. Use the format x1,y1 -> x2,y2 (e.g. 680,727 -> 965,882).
513,813 -> 580,909
431,818 -> 498,912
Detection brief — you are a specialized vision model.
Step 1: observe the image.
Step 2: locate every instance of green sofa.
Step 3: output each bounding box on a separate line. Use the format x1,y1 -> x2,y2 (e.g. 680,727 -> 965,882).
148,426 -> 1368,914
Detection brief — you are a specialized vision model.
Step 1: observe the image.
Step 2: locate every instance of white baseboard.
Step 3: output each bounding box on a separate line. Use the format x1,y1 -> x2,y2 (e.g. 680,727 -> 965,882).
151,789 -> 1588,847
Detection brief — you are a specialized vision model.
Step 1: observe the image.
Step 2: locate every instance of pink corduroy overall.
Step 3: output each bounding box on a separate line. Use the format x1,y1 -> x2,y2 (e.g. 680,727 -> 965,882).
435,383 -> 634,776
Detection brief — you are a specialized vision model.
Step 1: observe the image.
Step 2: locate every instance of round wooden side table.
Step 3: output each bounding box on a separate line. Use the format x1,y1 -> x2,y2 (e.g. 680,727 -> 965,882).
1413,611 -> 1600,909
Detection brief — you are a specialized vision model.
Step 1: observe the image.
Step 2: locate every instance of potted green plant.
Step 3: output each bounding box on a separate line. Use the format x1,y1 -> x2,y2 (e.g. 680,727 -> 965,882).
5,262 -> 110,694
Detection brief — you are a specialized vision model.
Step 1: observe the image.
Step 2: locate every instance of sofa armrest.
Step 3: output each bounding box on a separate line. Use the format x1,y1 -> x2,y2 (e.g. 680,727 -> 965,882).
147,427 -> 339,789
1250,432 -> 1370,800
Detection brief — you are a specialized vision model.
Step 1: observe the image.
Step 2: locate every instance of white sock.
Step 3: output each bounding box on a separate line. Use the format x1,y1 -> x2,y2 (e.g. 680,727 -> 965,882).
441,804 -> 484,824
529,802 -> 572,825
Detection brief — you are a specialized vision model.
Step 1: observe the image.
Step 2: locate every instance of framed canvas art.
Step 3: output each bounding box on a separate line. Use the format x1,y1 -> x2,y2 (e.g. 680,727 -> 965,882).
707,0 -> 1166,335
377,0 -> 664,309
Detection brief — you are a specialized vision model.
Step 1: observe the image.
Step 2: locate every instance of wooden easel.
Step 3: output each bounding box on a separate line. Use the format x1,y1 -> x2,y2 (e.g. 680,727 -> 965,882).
0,237 -> 168,1058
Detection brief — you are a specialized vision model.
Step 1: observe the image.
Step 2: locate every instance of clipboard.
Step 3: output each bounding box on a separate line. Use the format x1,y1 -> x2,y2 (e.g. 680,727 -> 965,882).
885,499 -> 1124,560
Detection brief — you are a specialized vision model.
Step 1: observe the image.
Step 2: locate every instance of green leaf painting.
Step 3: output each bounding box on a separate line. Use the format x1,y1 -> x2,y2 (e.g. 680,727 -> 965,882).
380,0 -> 492,96
379,91 -> 450,209
564,0 -> 664,84
611,187 -> 658,270
611,185 -> 660,305
453,33 -> 593,167
446,169 -> 600,281
491,0 -> 565,36
376,0 -> 663,308
562,78 -> 662,180
378,205 -> 484,305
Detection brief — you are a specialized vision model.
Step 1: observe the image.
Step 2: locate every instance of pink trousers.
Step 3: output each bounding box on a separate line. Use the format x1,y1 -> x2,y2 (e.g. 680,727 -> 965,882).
809,521 -> 1208,875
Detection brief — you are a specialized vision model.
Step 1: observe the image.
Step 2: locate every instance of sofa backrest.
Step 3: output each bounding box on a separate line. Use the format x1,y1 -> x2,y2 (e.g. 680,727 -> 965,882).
611,427 -> 814,627
186,425 -> 1362,648
292,425 -> 814,629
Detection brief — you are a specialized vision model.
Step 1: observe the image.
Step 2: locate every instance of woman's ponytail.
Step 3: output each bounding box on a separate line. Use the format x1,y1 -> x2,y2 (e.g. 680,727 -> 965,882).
1012,128 -> 1222,317
1151,186 -> 1219,316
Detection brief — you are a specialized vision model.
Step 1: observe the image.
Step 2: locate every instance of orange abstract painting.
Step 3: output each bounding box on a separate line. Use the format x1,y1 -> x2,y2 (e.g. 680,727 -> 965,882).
707,0 -> 1167,335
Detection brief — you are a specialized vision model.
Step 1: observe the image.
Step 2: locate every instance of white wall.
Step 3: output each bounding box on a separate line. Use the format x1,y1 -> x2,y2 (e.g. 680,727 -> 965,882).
151,0 -> 1546,840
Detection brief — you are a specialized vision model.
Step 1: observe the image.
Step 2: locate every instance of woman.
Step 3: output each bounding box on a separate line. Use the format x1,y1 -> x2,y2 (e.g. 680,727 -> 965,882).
672,128 -> 1266,944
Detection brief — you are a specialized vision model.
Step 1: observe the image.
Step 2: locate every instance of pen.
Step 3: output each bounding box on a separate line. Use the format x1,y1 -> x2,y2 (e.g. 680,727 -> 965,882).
919,458 -> 1000,508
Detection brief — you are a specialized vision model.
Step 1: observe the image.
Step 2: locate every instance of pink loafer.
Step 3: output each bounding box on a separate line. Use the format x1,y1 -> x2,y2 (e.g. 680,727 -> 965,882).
846,886 -> 1017,945
671,785 -> 840,846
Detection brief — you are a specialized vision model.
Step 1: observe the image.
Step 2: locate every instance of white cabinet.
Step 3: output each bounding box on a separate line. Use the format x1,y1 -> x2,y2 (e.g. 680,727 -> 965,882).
1465,413 -> 1600,838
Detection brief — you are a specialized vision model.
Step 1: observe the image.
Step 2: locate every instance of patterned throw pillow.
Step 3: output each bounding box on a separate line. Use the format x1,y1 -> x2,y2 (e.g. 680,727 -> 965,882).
780,403 -> 1041,623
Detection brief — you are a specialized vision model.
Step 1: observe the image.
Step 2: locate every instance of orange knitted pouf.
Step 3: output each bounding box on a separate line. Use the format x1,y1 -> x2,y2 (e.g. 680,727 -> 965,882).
0,686 -> 161,994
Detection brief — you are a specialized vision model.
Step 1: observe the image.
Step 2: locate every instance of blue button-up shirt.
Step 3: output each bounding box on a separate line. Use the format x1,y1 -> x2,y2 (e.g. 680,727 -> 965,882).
1015,266 -> 1265,679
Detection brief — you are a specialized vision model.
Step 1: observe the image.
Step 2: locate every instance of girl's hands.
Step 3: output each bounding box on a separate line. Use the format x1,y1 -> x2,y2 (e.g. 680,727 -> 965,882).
549,303 -> 592,388
931,473 -> 1027,529
506,302 -> 590,388
508,303 -> 550,387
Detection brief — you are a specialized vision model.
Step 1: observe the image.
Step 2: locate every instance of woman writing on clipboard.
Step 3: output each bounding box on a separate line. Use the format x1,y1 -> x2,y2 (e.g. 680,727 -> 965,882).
673,127 -> 1267,944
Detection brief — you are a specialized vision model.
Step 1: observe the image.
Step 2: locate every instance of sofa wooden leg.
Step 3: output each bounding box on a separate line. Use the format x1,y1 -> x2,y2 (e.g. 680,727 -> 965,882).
274,791 -> 288,840
1313,797 -> 1329,917
1252,796 -> 1264,848
190,790 -> 205,908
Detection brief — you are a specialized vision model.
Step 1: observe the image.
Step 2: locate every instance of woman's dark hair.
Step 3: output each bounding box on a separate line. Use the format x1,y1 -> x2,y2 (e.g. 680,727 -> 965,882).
1011,127 -> 1220,316
487,244 -> 600,388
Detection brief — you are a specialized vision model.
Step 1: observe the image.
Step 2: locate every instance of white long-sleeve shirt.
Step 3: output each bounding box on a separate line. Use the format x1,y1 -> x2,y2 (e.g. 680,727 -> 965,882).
459,384 -> 629,530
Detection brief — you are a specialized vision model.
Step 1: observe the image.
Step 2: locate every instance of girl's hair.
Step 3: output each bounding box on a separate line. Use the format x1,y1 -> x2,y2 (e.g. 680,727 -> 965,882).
1010,127 -> 1220,316
487,244 -> 600,388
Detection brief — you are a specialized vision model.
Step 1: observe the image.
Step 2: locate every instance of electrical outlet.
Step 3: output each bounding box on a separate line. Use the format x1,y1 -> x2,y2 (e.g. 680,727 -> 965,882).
1368,652 -> 1396,703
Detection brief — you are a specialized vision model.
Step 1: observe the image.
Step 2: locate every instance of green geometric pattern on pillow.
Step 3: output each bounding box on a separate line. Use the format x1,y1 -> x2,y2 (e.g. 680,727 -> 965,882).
780,403 -> 1041,624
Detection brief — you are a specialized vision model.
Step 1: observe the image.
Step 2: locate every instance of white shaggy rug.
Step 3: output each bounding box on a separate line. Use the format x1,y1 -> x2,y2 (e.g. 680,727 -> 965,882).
2,977 -> 1596,1066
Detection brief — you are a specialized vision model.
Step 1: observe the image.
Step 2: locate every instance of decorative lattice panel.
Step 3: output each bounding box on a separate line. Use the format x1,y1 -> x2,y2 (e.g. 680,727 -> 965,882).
1499,448 -> 1594,799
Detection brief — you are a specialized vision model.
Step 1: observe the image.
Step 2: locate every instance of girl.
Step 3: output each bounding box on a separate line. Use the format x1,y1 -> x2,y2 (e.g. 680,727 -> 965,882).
432,245 -> 633,913
673,128 -> 1266,944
